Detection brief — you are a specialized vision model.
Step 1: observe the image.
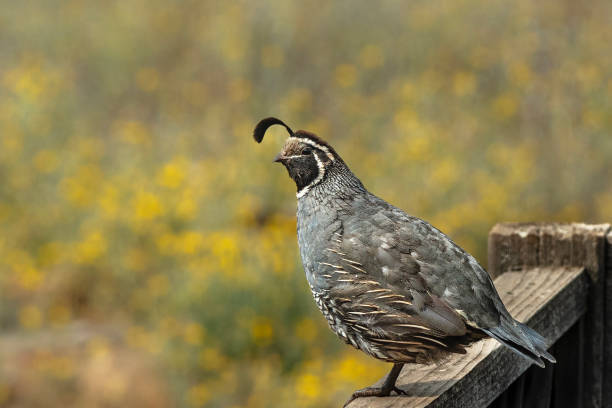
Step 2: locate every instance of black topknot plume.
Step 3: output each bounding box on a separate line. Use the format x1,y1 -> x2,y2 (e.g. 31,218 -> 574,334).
253,117 -> 294,143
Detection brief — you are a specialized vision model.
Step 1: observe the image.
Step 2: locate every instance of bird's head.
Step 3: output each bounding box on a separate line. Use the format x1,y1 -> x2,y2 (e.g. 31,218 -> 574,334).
253,117 -> 343,198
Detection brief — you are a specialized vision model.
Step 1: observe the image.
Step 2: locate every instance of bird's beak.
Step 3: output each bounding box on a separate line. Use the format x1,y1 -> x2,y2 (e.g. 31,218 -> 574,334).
273,153 -> 287,163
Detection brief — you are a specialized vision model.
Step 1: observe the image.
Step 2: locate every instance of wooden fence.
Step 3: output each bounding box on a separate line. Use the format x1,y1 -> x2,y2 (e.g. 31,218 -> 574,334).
349,223 -> 611,408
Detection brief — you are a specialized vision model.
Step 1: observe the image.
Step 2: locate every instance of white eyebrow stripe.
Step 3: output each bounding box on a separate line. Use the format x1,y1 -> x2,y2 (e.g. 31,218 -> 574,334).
287,137 -> 335,161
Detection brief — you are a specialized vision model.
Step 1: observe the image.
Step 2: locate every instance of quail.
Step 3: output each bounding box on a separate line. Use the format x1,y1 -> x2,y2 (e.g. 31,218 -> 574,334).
253,117 -> 555,406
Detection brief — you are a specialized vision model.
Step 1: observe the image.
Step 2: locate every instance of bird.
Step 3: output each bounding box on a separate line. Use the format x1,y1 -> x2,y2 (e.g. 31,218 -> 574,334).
253,117 -> 555,406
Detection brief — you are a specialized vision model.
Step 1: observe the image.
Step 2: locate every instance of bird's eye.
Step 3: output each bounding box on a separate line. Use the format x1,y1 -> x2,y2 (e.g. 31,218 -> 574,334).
302,147 -> 313,155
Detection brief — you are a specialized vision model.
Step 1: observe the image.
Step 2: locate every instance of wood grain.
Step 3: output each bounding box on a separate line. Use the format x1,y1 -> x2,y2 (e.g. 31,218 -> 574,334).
347,266 -> 588,408
487,223 -> 610,280
604,233 -> 612,408
487,222 -> 610,408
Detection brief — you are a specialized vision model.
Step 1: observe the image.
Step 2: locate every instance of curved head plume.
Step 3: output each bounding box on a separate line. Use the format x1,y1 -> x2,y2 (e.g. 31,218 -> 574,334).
252,117 -> 346,198
253,117 -> 294,143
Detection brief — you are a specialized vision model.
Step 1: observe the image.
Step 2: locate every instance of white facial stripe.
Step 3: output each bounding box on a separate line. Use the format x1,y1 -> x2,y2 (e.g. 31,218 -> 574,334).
287,137 -> 335,161
296,151 -> 326,199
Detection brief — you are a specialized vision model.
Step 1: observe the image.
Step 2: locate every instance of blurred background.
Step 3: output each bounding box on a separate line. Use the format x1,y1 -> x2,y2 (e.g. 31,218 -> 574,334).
0,0 -> 610,407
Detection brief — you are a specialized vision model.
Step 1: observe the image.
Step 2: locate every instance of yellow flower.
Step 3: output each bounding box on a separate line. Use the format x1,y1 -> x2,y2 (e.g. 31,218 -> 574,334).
19,305 -> 42,329
187,383 -> 210,407
576,64 -> 601,91
335,64 -> 358,88
33,149 -> 59,173
329,353 -> 384,387
6,248 -> 33,271
393,106 -> 419,134
49,304 -> 71,327
176,191 -> 197,219
18,265 -> 43,290
1,132 -> 23,157
509,62 -> 532,87
583,109 -> 604,129
76,137 -> 104,160
251,317 -> 273,345
492,94 -> 519,118
183,322 -> 205,345
157,159 -> 187,189
178,231 -> 204,255
116,120 -> 150,145
198,347 -> 226,371
211,232 -> 239,271
4,63 -> 48,101
133,191 -> 164,220
156,232 -> 177,254
595,193 -> 612,219
453,71 -> 476,96
296,373 -> 320,399
99,183 -> 119,218
430,157 -> 459,187
61,165 -> 103,207
75,231 -> 107,263
37,241 -> 63,267
555,203 -> 585,221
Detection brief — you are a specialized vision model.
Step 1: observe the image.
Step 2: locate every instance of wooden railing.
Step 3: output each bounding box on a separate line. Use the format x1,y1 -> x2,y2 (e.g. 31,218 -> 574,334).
349,223 -> 611,408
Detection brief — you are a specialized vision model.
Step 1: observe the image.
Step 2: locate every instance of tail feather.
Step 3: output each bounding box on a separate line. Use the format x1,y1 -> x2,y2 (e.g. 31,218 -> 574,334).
520,323 -> 556,363
482,316 -> 556,367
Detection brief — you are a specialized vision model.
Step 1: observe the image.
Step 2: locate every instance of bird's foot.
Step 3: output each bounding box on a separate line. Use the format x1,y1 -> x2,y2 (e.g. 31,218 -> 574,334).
343,385 -> 408,407
392,386 -> 408,396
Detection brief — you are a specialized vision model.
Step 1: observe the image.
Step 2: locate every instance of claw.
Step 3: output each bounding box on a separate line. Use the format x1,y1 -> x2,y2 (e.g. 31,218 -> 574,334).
343,385 -> 408,407
343,386 -> 385,407
393,386 -> 408,395
344,363 -> 406,406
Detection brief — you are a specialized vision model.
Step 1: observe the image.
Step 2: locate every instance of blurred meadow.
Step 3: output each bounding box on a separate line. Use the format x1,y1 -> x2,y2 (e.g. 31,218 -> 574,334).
0,0 -> 611,407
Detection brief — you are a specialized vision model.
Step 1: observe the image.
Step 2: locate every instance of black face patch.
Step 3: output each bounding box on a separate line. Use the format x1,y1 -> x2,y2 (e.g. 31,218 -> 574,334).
318,150 -> 332,164
283,153 -> 321,193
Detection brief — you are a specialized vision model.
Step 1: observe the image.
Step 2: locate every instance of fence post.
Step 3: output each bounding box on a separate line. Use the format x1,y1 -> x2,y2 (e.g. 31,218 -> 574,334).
488,223 -> 611,408
605,233 -> 612,408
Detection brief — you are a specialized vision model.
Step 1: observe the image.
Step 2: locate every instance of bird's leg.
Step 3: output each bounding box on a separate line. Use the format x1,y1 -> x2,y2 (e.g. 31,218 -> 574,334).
343,363 -> 407,407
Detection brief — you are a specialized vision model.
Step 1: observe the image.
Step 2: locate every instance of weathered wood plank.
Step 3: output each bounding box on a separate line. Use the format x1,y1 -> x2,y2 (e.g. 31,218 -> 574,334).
521,356 -> 554,408
348,266 -> 588,408
582,236 -> 606,408
604,233 -> 612,408
551,319 -> 585,408
487,223 -> 610,281
488,222 -> 610,408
